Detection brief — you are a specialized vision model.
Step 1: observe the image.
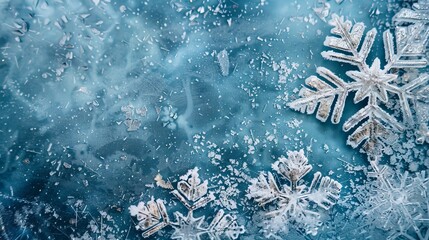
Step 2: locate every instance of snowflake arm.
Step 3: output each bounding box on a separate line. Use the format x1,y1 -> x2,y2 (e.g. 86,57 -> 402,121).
272,149 -> 313,188
308,172 -> 342,210
246,172 -> 282,206
171,167 -> 215,210
398,74 -> 429,124
386,1 -> 429,69
383,30 -> 428,69
287,67 -> 358,124
207,210 -> 245,240
321,14 -> 376,69
129,199 -> 170,238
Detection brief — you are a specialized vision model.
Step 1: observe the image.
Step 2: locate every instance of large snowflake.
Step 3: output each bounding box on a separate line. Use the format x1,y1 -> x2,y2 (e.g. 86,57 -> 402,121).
288,2 -> 429,159
246,149 -> 342,237
129,168 -> 245,239
353,163 -> 429,240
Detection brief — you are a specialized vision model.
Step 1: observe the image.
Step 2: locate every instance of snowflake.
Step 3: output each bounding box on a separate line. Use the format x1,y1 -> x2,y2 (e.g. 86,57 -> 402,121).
288,2 -> 429,159
246,149 -> 342,236
354,163 -> 429,240
129,168 -> 245,239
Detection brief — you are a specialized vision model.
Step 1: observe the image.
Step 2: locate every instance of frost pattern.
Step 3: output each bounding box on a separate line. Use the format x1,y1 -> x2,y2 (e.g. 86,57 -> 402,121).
129,168 -> 245,239
247,150 -> 342,236
288,4 -> 429,158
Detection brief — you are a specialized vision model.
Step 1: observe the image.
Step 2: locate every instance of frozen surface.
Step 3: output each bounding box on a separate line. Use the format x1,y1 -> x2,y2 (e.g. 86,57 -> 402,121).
0,0 -> 428,239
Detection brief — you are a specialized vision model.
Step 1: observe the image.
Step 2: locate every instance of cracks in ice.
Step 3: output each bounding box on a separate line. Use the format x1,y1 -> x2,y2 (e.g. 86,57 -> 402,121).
129,168 -> 245,239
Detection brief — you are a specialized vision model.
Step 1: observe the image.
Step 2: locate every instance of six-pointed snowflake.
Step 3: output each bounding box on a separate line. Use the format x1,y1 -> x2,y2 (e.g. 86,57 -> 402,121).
247,149 -> 342,236
354,163 -> 429,240
288,2 -> 429,158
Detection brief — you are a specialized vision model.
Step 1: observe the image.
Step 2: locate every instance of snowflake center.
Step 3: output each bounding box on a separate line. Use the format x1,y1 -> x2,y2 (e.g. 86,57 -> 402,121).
177,222 -> 201,239
390,190 -> 406,204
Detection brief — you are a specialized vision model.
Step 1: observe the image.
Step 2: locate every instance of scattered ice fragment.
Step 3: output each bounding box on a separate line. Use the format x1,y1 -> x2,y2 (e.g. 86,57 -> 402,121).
217,49 -> 230,77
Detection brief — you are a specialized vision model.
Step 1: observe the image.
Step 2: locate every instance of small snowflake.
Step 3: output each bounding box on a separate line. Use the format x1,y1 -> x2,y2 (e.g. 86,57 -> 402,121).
247,149 -> 342,236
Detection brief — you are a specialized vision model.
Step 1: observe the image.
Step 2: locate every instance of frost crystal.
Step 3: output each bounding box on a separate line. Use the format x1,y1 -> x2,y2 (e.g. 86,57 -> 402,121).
129,168 -> 245,239
247,150 -> 342,236
288,8 -> 429,158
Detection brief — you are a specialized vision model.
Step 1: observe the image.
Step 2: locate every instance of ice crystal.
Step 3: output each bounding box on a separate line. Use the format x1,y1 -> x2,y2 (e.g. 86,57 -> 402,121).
247,149 -> 342,236
288,5 -> 429,158
354,163 -> 429,240
129,168 -> 245,239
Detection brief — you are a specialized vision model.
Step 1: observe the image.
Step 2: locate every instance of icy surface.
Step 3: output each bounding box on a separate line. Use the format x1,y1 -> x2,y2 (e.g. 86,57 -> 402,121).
0,0 -> 428,239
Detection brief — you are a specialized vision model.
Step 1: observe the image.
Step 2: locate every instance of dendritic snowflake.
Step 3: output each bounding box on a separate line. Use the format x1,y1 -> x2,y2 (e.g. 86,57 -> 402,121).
354,163 -> 429,240
129,168 -> 245,239
246,149 -> 342,237
288,2 -> 429,158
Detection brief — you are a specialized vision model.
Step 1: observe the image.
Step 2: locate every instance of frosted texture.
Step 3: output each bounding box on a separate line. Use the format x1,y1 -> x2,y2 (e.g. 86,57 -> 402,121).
0,0 -> 429,239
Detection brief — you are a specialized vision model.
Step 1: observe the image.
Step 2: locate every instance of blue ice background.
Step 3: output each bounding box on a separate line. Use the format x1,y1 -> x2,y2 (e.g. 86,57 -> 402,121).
0,0 -> 425,239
